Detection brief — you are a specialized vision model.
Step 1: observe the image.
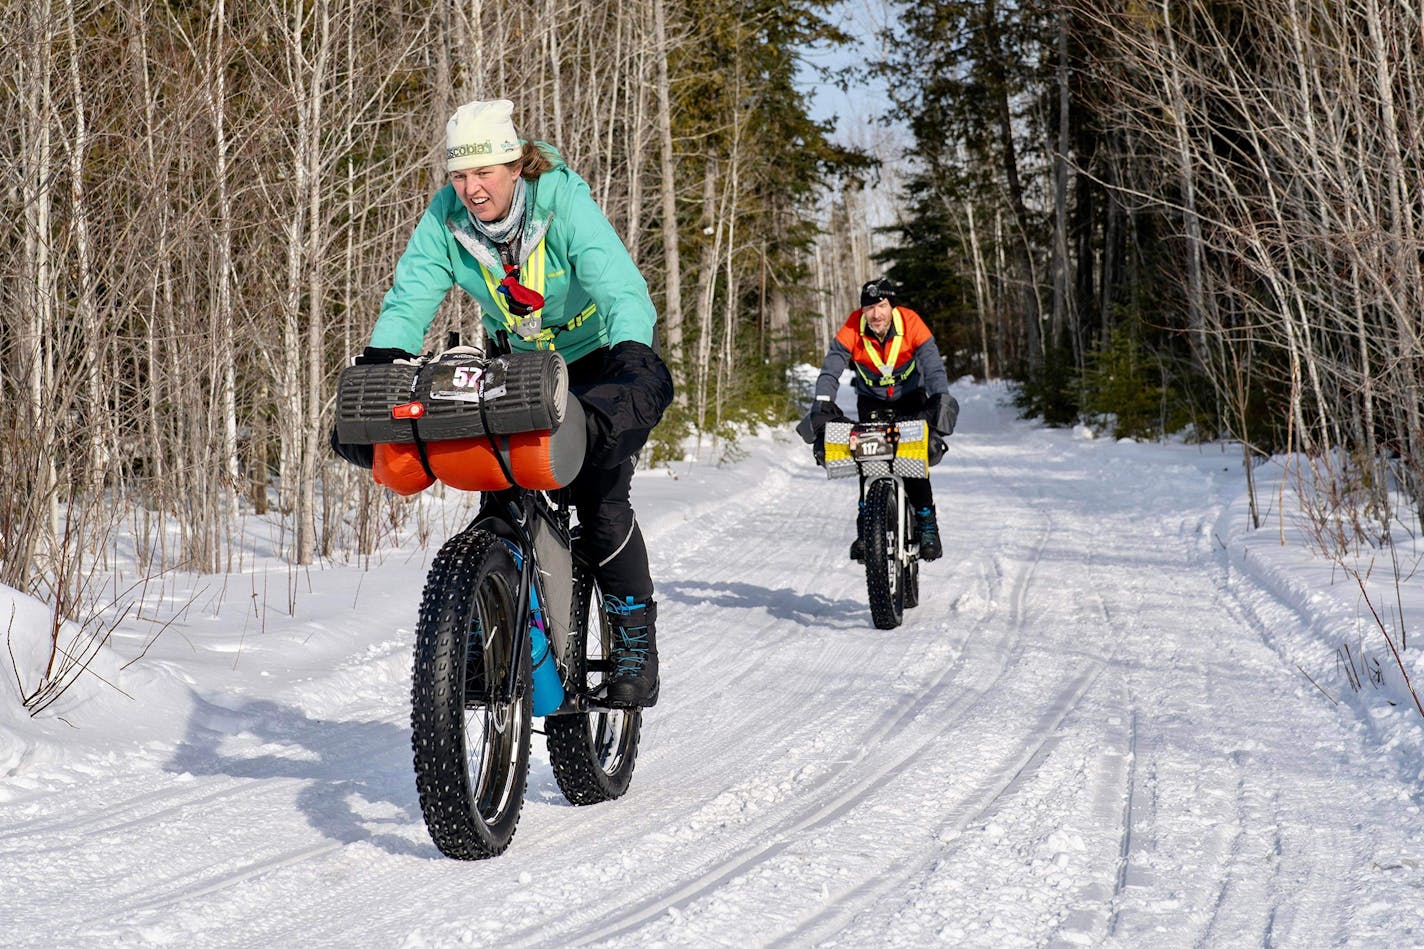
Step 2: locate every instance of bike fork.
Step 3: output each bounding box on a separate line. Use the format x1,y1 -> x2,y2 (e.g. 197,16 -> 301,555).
498,536 -> 565,715
491,534 -> 536,708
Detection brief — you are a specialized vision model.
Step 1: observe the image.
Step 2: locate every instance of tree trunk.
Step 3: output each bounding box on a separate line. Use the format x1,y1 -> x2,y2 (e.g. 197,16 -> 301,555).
652,0 -> 684,374
1051,6 -> 1071,351
296,0 -> 333,566
694,151 -> 719,432
1159,0 -> 1207,370
965,202 -> 994,378
984,0 -> 1040,363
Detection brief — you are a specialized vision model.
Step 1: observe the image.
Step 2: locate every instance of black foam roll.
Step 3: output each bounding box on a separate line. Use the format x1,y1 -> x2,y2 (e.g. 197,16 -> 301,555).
334,363 -> 420,444
415,351 -> 568,439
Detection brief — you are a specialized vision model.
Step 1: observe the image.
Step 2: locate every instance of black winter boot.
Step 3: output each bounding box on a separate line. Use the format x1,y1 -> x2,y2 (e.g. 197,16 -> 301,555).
603,595 -> 659,708
916,505 -> 942,561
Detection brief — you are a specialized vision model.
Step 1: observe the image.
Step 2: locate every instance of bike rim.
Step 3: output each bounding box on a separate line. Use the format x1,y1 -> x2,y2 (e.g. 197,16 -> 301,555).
588,606 -> 633,775
463,581 -> 525,823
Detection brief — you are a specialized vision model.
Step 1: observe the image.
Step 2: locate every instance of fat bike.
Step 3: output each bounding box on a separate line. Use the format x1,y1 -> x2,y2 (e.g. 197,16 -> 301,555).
820,410 -> 931,630
335,340 -> 642,859
409,484 -> 643,858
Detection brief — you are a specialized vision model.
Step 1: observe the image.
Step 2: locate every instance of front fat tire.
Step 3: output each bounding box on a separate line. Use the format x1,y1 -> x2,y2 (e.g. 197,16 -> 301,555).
546,570 -> 642,805
411,528 -> 531,859
864,478 -> 905,629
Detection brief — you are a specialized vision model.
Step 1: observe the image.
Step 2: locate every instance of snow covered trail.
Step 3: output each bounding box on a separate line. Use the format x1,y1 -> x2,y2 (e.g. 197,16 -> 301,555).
2,384 -> 1422,947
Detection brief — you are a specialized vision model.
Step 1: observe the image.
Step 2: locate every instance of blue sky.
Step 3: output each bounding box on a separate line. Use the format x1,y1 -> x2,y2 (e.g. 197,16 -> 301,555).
796,0 -> 907,232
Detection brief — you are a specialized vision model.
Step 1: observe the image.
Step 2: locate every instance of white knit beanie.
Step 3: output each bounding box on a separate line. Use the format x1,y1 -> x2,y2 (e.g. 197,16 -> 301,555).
445,99 -> 522,172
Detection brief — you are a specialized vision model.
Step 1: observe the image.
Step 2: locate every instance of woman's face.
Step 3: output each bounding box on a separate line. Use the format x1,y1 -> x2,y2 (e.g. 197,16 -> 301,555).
450,161 -> 521,222
863,298 -> 893,335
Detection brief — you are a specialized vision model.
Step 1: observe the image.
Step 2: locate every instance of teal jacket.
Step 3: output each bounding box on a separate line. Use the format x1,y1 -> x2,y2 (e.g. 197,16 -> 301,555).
370,152 -> 656,364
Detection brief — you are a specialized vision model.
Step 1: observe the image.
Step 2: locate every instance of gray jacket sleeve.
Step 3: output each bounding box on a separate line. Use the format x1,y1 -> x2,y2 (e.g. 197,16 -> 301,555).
913,336 -> 951,397
815,339 -> 853,402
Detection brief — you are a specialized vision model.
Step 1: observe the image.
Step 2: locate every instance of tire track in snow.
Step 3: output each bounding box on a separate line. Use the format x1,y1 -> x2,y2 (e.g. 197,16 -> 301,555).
0,778 -> 308,857
0,780 -> 206,842
522,507 -> 1056,947
776,660 -> 1109,948
1182,542 -> 1365,945
92,839 -> 347,924
778,534 -> 1126,948
1106,707 -> 1144,937
772,453 -> 1226,948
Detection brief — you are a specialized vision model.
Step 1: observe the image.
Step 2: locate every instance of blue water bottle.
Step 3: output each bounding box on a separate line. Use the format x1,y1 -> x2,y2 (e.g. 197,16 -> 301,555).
528,588 -> 564,716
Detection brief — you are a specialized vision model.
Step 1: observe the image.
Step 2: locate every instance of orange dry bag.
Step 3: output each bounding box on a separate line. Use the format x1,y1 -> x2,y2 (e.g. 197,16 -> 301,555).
372,442 -> 436,496
372,397 -> 587,495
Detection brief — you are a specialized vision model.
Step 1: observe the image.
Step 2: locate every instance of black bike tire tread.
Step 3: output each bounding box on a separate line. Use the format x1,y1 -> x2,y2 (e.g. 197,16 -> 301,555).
410,529 -> 530,859
864,478 -> 904,629
545,711 -> 640,804
544,570 -> 642,805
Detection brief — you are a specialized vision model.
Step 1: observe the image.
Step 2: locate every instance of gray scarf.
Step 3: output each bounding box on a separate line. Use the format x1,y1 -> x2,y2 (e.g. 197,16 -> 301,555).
448,177 -> 554,276
471,176 -> 527,246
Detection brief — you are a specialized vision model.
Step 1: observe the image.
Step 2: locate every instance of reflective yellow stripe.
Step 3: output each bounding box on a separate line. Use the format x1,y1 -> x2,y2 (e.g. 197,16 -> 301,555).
859,308 -> 907,385
477,237 -> 549,331
516,301 -> 597,351
475,240 -> 595,352
566,302 -> 596,331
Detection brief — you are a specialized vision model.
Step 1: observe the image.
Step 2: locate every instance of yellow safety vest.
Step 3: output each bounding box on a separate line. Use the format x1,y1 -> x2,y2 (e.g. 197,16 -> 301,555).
855,308 -> 916,389
476,237 -> 596,351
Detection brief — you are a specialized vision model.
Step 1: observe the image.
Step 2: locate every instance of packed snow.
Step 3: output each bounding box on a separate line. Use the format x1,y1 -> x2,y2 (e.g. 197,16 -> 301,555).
3,381 -> 1422,947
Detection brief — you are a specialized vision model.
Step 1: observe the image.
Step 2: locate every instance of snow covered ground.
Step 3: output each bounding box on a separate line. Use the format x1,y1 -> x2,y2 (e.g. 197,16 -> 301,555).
3,381 -> 1422,947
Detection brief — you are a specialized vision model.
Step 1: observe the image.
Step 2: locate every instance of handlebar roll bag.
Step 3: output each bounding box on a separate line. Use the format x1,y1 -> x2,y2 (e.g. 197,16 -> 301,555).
349,354 -> 586,495
820,418 -> 933,480
335,351 -> 568,444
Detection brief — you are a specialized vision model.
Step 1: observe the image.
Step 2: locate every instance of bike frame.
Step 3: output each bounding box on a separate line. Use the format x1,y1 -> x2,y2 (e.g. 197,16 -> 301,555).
858,471 -> 916,558
471,487 -> 617,715
850,417 -> 920,566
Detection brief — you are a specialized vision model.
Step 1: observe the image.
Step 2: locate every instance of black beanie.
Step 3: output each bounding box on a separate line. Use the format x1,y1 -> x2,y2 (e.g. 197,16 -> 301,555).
860,278 -> 895,308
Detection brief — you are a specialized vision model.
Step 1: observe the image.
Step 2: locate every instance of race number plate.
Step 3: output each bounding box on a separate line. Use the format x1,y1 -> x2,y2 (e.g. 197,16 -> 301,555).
850,430 -> 893,461
427,363 -> 507,403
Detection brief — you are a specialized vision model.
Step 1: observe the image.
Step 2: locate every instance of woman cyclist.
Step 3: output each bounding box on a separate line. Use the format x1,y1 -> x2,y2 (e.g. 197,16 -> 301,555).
333,99 -> 671,708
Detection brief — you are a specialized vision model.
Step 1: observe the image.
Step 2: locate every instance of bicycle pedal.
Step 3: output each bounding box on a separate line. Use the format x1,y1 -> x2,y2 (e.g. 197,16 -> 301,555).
580,685 -> 622,713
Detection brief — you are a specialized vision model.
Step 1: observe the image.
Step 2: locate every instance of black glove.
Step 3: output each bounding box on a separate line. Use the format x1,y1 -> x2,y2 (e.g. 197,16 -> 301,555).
921,394 -> 941,430
352,346 -> 416,365
796,399 -> 847,445
928,433 -> 946,466
922,393 -> 959,436
817,400 -> 847,424
576,341 -> 675,468
330,424 -> 373,469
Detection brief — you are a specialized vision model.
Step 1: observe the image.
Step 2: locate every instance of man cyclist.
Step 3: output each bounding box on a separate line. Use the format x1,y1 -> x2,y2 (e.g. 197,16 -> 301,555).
804,277 -> 957,562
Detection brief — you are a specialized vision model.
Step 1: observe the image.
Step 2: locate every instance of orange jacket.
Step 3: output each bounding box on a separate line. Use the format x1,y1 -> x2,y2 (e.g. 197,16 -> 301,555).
815,306 -> 949,403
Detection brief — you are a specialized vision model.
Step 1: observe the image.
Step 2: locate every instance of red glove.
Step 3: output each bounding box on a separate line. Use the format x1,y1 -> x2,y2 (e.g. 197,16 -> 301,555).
498,266 -> 545,315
